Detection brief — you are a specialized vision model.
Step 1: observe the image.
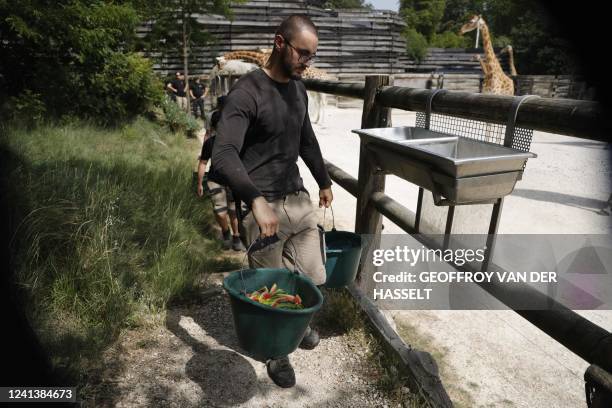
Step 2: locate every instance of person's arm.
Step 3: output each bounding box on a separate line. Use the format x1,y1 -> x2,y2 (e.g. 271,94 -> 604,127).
203,87 -> 209,99
213,88 -> 278,237
299,94 -> 333,208
167,82 -> 177,93
197,138 -> 213,196
197,159 -> 207,197
213,88 -> 261,204
189,89 -> 196,99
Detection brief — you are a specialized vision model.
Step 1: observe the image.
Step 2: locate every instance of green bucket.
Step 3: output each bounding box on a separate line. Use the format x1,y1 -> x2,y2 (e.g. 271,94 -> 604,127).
223,268 -> 323,360
324,229 -> 362,288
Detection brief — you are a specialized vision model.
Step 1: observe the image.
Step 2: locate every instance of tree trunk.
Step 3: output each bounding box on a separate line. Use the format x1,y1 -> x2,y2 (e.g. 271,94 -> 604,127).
183,11 -> 190,113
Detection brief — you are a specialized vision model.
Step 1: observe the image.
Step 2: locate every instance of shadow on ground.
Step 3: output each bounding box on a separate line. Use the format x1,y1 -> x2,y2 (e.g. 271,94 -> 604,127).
512,188 -> 611,215
164,285 -> 352,406
534,140 -> 609,149
165,292 -> 260,407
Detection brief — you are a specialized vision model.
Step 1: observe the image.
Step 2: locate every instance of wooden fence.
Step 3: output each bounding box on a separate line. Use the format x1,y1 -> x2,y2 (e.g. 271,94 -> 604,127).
137,0 -> 407,77
303,75 -> 611,406
333,73 -> 597,108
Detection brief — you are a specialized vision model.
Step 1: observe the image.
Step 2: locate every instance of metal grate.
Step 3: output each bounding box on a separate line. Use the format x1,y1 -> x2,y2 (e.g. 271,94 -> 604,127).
510,126 -> 534,152
415,111 -> 534,153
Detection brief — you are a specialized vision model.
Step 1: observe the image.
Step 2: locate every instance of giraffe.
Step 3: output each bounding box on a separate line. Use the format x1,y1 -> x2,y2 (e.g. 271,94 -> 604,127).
208,57 -> 259,100
214,49 -> 333,124
300,66 -> 333,124
222,49 -> 271,67
500,45 -> 518,77
461,15 -> 515,143
460,15 -> 514,96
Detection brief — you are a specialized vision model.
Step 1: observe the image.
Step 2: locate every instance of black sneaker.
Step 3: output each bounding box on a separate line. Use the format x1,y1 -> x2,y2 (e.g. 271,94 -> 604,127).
299,326 -> 320,350
232,235 -> 246,251
221,229 -> 232,250
266,356 -> 295,388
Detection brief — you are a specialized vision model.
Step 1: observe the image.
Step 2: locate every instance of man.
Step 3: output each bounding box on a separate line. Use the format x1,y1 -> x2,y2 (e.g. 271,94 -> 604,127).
166,71 -> 188,112
212,14 -> 332,388
190,77 -> 208,120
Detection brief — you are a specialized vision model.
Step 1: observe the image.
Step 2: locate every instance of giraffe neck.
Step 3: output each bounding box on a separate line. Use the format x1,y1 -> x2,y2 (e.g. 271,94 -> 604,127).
480,23 -> 503,73
507,47 -> 517,76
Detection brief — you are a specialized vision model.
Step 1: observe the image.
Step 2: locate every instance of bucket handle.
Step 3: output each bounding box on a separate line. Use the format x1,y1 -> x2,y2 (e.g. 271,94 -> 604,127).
323,205 -> 336,232
238,231 -> 301,297
238,239 -> 264,296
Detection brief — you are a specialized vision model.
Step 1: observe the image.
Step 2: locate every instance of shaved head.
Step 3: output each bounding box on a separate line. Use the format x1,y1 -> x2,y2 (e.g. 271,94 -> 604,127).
276,14 -> 318,42
266,14 -> 318,81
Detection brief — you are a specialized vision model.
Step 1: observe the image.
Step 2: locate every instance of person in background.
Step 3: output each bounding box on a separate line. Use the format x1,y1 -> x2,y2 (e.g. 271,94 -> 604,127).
196,102 -> 245,252
166,74 -> 178,102
166,71 -> 188,112
190,77 -> 208,120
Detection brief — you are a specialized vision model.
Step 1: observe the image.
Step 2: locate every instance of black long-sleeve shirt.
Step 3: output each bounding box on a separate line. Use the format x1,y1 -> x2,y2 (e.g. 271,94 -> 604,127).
212,69 -> 332,205
199,136 -> 222,184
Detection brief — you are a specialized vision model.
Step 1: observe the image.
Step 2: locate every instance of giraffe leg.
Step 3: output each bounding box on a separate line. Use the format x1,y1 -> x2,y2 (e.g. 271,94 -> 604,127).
308,91 -> 321,124
319,93 -> 326,124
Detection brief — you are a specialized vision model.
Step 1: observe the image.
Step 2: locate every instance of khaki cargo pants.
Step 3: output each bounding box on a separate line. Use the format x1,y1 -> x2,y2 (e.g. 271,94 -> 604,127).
241,191 -> 326,285
206,179 -> 236,215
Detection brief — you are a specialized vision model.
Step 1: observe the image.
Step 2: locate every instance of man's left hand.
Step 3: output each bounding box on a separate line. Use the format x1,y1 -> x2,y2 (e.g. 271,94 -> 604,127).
319,187 -> 333,208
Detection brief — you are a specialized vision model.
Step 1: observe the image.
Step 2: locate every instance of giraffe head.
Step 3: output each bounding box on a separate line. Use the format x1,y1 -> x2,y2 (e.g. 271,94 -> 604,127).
215,56 -> 227,69
459,15 -> 485,35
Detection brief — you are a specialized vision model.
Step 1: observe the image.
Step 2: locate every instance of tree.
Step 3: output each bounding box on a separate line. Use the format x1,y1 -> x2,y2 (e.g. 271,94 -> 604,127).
141,0 -> 235,112
399,0 -> 582,74
439,0 -> 484,32
478,0 -> 580,74
322,0 -> 373,9
403,28 -> 428,62
400,0 -> 446,41
0,0 -> 162,123
509,6 -> 580,74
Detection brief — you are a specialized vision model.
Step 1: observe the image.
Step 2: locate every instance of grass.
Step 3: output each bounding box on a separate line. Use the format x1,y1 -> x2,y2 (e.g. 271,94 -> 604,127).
0,117 -> 240,386
315,287 -> 430,407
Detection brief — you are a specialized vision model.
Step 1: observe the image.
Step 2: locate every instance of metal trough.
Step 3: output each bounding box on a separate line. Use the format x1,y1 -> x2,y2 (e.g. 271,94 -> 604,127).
352,126 -> 536,204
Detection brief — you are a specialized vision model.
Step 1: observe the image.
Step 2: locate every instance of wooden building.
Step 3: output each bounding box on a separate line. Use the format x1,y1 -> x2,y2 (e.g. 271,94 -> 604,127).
138,0 -> 408,77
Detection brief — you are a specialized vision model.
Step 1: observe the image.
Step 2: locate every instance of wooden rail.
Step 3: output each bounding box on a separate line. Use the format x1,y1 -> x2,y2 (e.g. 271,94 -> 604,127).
303,78 -> 610,141
305,75 -> 612,406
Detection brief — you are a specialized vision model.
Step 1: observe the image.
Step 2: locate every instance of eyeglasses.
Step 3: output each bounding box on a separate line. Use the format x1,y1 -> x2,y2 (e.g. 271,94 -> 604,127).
284,39 -> 317,64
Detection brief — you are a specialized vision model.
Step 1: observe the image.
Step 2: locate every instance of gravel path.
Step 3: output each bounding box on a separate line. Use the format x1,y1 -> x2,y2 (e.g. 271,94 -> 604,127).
85,280 -> 403,408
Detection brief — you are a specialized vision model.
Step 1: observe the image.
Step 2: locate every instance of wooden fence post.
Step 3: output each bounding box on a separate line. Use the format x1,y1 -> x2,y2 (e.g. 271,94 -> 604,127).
355,75 -> 392,284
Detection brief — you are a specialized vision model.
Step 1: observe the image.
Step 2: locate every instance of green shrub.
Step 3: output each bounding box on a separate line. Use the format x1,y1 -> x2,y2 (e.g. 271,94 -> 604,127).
84,53 -> 164,124
492,35 -> 513,49
431,31 -> 471,48
0,2 -> 164,124
185,113 -> 201,138
2,90 -> 47,128
403,28 -> 429,62
159,96 -> 201,137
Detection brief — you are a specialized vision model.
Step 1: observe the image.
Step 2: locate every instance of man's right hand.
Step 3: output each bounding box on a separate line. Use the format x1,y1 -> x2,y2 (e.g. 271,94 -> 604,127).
197,183 -> 204,197
251,196 -> 279,238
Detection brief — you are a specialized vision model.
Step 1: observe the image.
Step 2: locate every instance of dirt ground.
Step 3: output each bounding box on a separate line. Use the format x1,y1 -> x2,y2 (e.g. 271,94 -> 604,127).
83,278 -> 405,408
297,104 -> 611,408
